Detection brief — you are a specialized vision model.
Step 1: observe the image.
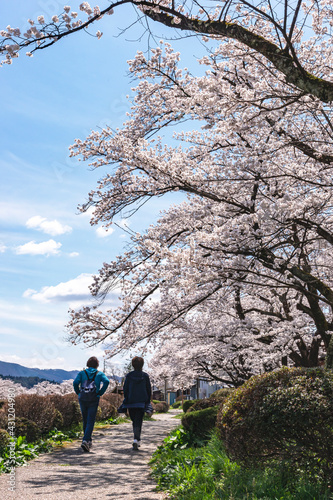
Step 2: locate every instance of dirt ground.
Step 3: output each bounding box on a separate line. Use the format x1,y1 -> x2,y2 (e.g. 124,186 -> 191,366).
0,410 -> 181,499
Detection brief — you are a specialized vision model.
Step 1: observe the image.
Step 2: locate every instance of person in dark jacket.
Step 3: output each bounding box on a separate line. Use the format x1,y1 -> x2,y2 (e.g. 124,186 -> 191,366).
123,356 -> 152,450
73,356 -> 109,452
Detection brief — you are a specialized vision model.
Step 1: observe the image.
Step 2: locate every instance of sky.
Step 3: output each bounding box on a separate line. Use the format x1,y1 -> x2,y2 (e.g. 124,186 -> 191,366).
0,0 -> 210,371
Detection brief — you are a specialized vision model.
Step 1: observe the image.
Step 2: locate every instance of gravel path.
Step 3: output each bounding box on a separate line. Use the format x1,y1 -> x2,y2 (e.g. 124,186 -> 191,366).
0,410 -> 181,499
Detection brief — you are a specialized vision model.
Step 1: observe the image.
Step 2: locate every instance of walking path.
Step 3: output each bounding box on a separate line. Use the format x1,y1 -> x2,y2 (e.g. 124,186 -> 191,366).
0,410 -> 181,499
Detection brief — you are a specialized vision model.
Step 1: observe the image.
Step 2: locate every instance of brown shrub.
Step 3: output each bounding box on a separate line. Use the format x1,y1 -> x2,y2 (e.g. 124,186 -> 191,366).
98,399 -> 117,420
0,409 -> 7,429
14,395 -> 57,434
47,394 -> 81,429
152,401 -> 169,413
101,392 -> 123,408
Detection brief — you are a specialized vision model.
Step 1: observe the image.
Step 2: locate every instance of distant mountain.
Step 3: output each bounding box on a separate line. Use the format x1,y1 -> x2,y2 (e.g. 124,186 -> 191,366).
0,360 -> 79,383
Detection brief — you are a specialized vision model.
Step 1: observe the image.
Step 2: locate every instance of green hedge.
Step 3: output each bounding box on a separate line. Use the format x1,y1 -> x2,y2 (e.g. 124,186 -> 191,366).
0,429 -> 10,452
217,367 -> 333,481
171,401 -> 182,409
182,399 -> 198,413
181,406 -> 219,439
188,392 -> 232,413
210,388 -> 234,400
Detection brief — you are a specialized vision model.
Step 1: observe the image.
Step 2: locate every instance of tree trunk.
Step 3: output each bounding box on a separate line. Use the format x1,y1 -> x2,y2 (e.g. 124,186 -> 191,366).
325,334 -> 333,370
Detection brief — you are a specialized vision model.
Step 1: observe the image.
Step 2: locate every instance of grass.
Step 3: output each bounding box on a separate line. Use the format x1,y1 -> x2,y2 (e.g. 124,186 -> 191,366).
0,427 -> 81,473
150,427 -> 333,500
95,415 -> 130,427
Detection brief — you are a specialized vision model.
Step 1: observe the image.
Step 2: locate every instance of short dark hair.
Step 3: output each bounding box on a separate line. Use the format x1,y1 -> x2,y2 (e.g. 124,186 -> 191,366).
132,356 -> 144,370
87,356 -> 99,368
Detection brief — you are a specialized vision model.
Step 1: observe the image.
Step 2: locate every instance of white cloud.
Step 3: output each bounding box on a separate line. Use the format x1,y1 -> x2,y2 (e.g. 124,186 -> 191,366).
69,252 -> 79,258
96,226 -> 114,238
117,219 -> 131,229
23,274 -> 121,310
26,215 -> 72,236
23,273 -> 94,304
0,243 -> 6,253
15,239 -> 62,256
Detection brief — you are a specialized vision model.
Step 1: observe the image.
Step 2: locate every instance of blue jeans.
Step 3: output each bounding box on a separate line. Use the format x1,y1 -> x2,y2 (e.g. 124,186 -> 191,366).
79,399 -> 99,443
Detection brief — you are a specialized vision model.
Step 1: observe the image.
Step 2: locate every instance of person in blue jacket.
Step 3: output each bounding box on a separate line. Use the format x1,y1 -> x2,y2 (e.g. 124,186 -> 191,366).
73,356 -> 109,452
123,356 -> 152,450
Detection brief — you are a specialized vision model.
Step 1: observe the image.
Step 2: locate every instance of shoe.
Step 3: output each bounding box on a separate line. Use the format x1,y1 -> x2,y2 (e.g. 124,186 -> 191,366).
88,441 -> 92,450
137,441 -> 141,447
132,439 -> 139,450
81,440 -> 90,452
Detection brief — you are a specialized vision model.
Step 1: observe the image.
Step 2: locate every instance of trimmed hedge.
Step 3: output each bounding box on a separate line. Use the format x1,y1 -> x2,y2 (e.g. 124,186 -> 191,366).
181,406 -> 219,439
210,388 -> 234,400
153,401 -> 169,413
217,367 -> 333,480
171,401 -> 182,409
187,392 -> 232,413
182,399 -> 198,413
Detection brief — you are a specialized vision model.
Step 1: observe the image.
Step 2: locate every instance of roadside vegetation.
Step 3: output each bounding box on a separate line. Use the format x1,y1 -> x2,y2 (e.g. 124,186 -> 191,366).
151,368 -> 333,499
150,427 -> 333,499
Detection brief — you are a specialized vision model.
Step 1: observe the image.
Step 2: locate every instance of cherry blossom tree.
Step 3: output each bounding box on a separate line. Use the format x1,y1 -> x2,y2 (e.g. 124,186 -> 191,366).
64,28 -> 333,379
1,0 -> 333,103
2,1 -> 333,378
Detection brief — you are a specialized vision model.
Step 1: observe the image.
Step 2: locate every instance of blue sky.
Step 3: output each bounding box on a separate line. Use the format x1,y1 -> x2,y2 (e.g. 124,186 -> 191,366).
0,0 -> 208,371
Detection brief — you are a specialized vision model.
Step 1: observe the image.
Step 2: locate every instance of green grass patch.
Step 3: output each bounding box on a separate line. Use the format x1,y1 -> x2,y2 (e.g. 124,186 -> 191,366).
0,427 -> 81,473
95,415 -> 130,426
150,427 -> 333,499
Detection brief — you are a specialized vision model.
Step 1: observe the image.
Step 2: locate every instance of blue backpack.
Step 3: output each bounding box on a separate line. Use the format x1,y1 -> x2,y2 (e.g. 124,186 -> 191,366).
79,370 -> 98,402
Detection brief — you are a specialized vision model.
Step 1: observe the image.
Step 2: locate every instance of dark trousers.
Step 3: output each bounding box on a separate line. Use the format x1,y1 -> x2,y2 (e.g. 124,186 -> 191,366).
128,408 -> 145,441
79,399 -> 99,443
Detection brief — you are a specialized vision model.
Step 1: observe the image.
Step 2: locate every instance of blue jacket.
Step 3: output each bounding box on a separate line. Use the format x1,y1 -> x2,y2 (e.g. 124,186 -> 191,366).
73,367 -> 109,398
123,370 -> 152,408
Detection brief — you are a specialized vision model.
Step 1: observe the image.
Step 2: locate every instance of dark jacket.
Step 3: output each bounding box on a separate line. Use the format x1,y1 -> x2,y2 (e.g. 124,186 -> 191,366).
123,369 -> 152,409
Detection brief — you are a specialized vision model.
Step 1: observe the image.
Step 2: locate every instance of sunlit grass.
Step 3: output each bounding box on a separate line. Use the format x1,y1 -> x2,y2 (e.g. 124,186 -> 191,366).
150,428 -> 333,500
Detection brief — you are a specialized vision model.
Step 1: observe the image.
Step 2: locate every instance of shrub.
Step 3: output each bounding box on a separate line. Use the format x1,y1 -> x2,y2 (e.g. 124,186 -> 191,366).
153,401 -> 169,413
52,409 -> 64,429
171,401 -> 182,409
187,395 -> 230,413
14,395 -> 57,434
0,409 -> 7,429
0,429 -> 10,451
14,417 -> 41,442
210,388 -> 234,400
96,407 -> 102,421
181,406 -> 219,439
48,394 -> 81,429
98,398 -> 117,420
217,367 -> 333,481
102,392 -> 123,408
182,399 -> 198,413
